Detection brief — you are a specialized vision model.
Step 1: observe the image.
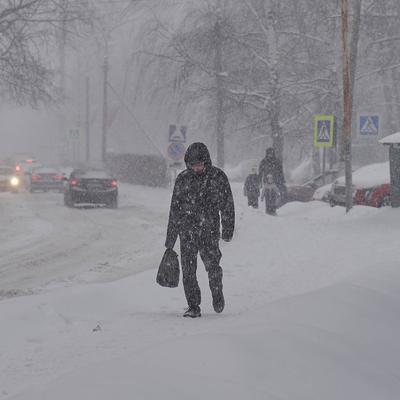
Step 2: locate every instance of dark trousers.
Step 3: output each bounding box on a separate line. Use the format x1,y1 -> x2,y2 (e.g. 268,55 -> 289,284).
247,194 -> 259,208
179,232 -> 223,308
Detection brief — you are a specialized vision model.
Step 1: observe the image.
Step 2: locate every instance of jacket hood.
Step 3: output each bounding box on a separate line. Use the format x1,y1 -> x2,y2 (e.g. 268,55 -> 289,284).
265,147 -> 276,158
184,142 -> 212,167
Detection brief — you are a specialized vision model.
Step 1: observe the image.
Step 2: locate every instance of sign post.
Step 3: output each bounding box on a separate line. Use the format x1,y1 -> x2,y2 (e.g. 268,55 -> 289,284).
314,115 -> 334,185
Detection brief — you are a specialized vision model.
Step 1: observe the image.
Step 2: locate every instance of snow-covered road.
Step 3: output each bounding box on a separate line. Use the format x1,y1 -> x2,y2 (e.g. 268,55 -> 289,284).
0,184 -> 170,298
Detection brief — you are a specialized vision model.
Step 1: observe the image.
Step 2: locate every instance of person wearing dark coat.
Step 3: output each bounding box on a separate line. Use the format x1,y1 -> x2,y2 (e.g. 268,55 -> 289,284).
165,142 -> 235,318
243,167 -> 260,208
261,174 -> 280,215
258,147 -> 287,205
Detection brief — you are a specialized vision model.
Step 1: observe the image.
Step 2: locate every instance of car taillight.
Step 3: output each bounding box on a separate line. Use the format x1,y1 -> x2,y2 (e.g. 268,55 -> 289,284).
15,165 -> 21,172
111,180 -> 118,187
70,179 -> 79,186
53,175 -> 63,181
31,175 -> 41,181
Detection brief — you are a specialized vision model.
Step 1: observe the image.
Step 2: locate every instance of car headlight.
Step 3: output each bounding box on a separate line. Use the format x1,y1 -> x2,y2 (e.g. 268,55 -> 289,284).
10,177 -> 19,186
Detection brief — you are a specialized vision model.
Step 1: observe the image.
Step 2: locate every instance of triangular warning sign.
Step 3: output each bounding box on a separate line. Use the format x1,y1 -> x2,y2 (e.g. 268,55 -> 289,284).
169,124 -> 187,142
318,122 -> 331,141
360,117 -> 378,134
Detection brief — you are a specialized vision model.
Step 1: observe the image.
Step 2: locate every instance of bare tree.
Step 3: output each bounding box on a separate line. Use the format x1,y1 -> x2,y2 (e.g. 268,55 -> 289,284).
0,0 -> 88,106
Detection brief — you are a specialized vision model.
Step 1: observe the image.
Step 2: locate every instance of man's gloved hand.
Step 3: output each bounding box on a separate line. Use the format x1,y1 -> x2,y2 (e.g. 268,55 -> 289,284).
221,231 -> 233,242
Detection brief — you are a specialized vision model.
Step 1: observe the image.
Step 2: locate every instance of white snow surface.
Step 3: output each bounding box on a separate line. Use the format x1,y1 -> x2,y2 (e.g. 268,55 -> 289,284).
1,183 -> 400,399
379,132 -> 400,144
335,161 -> 390,188
289,157 -> 313,183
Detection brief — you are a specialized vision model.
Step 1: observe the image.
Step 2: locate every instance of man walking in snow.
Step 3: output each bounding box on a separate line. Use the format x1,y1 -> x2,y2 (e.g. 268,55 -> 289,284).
165,142 -> 235,318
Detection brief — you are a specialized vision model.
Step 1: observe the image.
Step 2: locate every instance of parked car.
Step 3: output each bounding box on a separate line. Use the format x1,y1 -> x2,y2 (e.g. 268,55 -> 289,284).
286,184 -> 315,202
328,162 -> 390,208
0,166 -> 21,193
64,168 -> 118,208
29,167 -> 65,193
286,170 -> 339,203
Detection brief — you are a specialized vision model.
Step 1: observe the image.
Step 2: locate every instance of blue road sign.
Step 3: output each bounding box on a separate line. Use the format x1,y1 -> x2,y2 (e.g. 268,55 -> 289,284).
167,142 -> 186,161
359,115 -> 379,136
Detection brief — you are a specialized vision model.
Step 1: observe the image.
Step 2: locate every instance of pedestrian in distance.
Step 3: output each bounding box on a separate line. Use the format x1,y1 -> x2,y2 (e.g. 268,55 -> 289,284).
258,147 -> 287,205
165,142 -> 235,318
261,174 -> 280,216
243,167 -> 260,208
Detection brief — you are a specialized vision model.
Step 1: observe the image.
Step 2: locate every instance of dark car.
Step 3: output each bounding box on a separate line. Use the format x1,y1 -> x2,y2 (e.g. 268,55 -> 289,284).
286,170 -> 339,203
30,167 -> 65,193
0,166 -> 21,192
64,168 -> 118,208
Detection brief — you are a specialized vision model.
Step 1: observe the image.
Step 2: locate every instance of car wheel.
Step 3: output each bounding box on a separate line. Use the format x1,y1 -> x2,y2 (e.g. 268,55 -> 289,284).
64,194 -> 73,207
379,195 -> 390,208
108,197 -> 118,209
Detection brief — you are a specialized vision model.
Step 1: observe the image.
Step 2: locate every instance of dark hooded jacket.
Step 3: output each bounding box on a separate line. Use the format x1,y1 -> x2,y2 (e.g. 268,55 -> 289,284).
165,142 -> 235,249
258,147 -> 286,191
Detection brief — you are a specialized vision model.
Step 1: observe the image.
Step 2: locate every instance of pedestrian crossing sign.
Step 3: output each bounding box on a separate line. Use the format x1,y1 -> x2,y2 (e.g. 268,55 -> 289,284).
314,115 -> 334,148
169,124 -> 187,143
359,115 -> 379,137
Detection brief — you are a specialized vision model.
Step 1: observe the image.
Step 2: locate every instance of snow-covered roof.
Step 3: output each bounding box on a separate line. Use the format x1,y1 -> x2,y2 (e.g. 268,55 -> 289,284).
335,161 -> 389,188
379,132 -> 400,144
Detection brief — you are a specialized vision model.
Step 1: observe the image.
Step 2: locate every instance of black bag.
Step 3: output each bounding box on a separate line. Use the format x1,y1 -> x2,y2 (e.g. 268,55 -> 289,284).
156,248 -> 180,288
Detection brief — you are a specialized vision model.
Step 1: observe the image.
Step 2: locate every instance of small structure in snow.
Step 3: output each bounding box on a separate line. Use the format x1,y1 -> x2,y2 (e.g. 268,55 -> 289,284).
379,133 -> 400,207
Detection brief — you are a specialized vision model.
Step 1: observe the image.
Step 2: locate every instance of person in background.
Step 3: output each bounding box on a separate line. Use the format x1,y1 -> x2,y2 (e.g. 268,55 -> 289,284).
258,147 -> 287,205
165,142 -> 235,318
261,173 -> 280,216
243,167 -> 260,208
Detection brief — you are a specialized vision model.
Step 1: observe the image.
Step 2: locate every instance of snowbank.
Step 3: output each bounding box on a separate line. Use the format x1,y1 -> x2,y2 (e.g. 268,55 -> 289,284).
335,162 -> 389,188
2,183 -> 400,400
7,261 -> 400,400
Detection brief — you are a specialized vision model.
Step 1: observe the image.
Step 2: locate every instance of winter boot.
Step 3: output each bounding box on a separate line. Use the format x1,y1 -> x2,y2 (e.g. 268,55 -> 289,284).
183,305 -> 201,318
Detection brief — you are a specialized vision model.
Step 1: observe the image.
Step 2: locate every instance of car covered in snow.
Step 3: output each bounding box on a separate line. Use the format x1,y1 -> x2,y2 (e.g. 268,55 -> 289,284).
64,168 -> 118,208
328,162 -> 390,208
286,169 -> 339,203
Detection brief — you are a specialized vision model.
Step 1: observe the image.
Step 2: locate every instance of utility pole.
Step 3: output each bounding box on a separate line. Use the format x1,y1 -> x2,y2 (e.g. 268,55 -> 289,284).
341,0 -> 353,212
85,76 -> 90,162
214,5 -> 224,168
58,0 -> 68,163
101,56 -> 109,163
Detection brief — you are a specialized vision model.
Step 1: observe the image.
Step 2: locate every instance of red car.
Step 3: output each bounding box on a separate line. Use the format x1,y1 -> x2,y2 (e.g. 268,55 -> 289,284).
353,184 -> 391,207
328,162 -> 391,208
